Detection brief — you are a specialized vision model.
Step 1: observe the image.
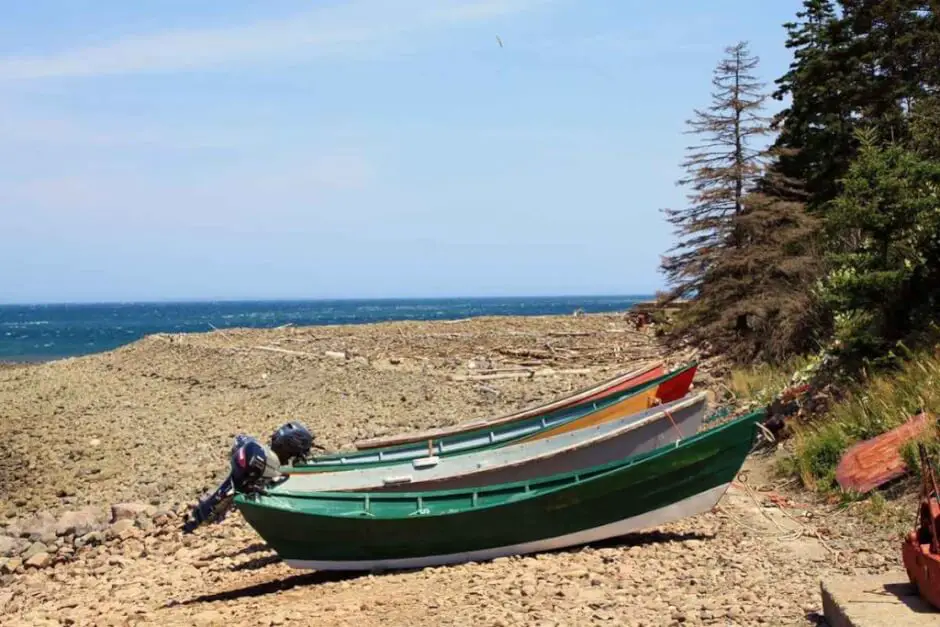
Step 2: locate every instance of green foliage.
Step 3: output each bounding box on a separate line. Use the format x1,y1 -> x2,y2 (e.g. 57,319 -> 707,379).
771,1 -> 940,208
791,421 -> 849,492
659,2 -> 940,384
910,96 -> 940,159
900,430 -> 940,481
771,0 -> 855,206
818,128 -> 940,368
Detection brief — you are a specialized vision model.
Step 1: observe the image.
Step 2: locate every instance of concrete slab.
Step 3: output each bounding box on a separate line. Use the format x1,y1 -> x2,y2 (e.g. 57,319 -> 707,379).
821,572 -> 940,626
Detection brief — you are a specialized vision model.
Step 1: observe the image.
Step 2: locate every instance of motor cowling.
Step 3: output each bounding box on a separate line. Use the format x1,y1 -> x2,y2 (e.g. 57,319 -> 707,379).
270,421 -> 314,465
231,437 -> 281,491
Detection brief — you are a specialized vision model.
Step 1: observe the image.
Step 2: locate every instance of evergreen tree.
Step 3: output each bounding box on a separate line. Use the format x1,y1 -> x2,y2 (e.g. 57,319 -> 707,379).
770,0 -> 853,206
690,166 -> 825,362
822,127 -> 940,367
770,1 -> 940,208
660,41 -> 771,303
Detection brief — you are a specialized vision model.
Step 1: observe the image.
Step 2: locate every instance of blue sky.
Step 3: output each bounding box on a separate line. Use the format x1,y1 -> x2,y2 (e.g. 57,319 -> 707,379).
1,0 -> 804,304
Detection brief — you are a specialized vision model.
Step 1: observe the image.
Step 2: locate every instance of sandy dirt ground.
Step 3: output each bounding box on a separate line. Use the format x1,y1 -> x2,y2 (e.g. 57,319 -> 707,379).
0,313 -> 905,626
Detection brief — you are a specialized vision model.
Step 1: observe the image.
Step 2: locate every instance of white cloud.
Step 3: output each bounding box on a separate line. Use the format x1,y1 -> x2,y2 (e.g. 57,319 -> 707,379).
0,0 -> 552,81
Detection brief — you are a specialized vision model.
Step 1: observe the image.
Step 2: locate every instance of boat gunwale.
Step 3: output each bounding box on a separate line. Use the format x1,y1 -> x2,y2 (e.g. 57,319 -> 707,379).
271,392 -> 709,495
352,360 -> 664,449
237,405 -> 765,516
291,361 -> 700,468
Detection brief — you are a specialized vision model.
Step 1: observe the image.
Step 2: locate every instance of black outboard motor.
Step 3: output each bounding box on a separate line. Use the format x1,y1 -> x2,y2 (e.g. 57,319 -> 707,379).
181,435 -> 281,534
270,421 -> 315,465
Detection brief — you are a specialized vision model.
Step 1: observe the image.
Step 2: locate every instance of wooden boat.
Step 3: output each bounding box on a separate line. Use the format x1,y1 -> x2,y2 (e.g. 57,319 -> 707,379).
353,361 -> 665,450
901,443 -> 940,610
235,405 -> 764,571
288,363 -> 697,472
836,412 -> 935,494
274,393 -> 707,493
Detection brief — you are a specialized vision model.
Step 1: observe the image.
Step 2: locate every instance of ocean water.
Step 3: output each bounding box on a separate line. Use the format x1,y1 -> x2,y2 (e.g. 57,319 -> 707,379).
0,296 -> 651,363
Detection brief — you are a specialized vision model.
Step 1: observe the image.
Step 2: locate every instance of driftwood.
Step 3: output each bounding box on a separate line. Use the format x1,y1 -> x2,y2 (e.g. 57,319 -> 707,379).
251,345 -> 318,358
450,372 -> 534,382
450,368 -> 591,382
470,366 -> 534,374
495,348 -> 555,360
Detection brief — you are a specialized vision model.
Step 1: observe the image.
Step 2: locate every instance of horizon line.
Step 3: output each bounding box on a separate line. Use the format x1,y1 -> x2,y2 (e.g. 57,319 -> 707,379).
0,292 -> 660,308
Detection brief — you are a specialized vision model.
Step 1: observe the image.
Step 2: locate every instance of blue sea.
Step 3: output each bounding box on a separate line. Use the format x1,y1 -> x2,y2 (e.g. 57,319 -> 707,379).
0,296 -> 651,363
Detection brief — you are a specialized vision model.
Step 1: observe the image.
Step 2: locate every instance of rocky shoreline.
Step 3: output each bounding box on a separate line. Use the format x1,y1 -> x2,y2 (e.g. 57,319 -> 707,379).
0,312 -> 905,625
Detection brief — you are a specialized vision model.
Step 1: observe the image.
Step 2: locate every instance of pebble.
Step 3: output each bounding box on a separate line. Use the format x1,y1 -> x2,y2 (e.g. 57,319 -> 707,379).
25,552 -> 51,569
108,520 -> 135,538
110,503 -> 154,523
21,542 -> 48,560
55,509 -> 101,537
0,535 -> 22,558
2,557 -> 22,574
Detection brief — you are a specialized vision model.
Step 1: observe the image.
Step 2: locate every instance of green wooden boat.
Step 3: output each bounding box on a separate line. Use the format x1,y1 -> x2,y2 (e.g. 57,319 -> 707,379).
235,407 -> 765,571
287,362 -> 698,473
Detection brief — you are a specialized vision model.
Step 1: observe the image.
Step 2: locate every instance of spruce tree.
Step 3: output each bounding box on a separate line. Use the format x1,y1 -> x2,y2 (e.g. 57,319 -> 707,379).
822,127 -> 940,367
660,41 -> 770,304
770,0 -> 851,207
770,1 -> 940,209
692,168 -> 824,362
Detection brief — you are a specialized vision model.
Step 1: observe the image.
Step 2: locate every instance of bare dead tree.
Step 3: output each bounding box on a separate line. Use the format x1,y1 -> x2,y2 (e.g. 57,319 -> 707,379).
660,41 -> 772,302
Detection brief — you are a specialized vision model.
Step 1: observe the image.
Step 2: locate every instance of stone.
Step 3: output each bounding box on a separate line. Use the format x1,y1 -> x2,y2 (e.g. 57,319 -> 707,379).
0,535 -> 22,558
24,551 -> 51,569
21,541 -> 48,560
1,557 -> 22,574
74,531 -> 105,549
110,503 -> 154,523
108,520 -> 135,538
821,572 -> 940,627
22,512 -> 57,544
56,509 -> 100,537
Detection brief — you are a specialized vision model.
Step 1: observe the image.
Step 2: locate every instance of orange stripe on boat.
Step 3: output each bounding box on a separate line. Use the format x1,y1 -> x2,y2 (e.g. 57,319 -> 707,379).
518,365 -> 697,442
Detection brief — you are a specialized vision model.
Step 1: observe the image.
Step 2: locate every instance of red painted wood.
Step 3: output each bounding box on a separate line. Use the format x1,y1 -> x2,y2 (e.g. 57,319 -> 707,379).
903,495 -> 940,609
578,365 -> 665,404
835,412 -> 934,494
654,364 -> 698,405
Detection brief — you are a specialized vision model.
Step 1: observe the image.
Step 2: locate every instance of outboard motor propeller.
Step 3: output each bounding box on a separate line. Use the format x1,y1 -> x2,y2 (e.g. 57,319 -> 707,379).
181,434 -> 282,534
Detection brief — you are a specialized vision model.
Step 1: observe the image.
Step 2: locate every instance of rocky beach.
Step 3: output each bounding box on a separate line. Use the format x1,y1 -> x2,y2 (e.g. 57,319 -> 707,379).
0,313 -> 906,626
